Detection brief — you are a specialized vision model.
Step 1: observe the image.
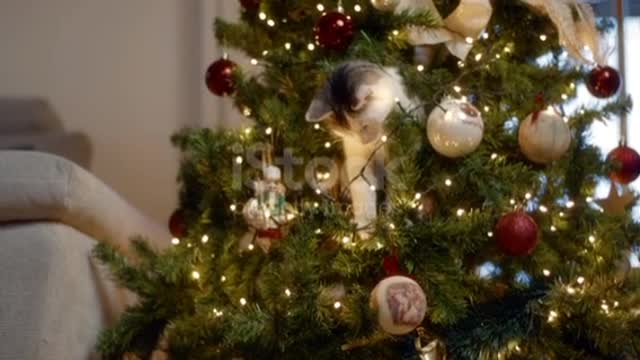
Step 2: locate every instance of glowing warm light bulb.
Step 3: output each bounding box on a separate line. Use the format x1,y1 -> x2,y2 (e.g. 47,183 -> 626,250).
171,238 -> 180,245
235,156 -> 244,164
445,179 -> 453,187
230,204 -> 237,212
285,288 -> 292,297
333,301 -> 342,309
191,271 -> 201,280
201,235 -> 209,244
240,298 -> 247,306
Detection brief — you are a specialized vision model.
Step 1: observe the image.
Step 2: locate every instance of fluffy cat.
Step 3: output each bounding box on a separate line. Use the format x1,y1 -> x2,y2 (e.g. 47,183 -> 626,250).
306,61 -> 418,231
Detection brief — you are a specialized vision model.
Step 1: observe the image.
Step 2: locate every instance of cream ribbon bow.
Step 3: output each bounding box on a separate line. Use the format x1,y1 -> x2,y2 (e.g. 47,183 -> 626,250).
519,0 -> 606,65
393,0 -> 493,61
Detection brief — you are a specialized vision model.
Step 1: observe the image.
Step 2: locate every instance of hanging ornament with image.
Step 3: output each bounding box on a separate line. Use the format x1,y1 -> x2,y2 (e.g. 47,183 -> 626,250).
518,106 -> 571,164
242,151 -> 294,252
427,97 -> 484,158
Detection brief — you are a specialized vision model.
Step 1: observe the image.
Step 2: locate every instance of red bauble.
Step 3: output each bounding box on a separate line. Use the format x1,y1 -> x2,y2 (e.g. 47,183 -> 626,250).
239,0 -> 260,11
169,209 -> 187,238
383,254 -> 401,276
205,58 -> 236,96
587,66 -> 621,99
495,212 -> 539,257
608,146 -> 640,184
256,228 -> 283,240
314,11 -> 356,51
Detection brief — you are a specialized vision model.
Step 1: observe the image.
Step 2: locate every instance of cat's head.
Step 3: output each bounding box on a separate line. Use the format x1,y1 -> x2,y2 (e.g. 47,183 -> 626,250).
305,61 -> 396,144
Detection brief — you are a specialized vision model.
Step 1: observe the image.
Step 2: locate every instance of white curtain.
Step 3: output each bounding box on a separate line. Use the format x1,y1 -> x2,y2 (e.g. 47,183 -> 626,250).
199,0 -> 247,129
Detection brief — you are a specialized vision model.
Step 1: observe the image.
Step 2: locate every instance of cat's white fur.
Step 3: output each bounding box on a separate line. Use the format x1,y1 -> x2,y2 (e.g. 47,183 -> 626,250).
306,66 -> 417,231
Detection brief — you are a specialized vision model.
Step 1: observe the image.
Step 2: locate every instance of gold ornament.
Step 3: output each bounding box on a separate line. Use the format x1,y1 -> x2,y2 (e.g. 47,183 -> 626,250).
597,183 -> 636,215
415,328 -> 447,360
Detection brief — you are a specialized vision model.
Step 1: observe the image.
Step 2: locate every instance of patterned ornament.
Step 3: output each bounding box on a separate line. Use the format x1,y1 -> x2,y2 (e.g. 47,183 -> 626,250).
242,166 -> 290,239
518,107 -> 571,164
495,211 -> 539,257
370,276 -> 427,335
608,145 -> 640,185
239,0 -> 260,11
205,58 -> 236,96
168,209 -> 187,238
588,66 -> 621,99
519,0 -> 605,64
427,98 -> 484,158
314,11 -> 356,51
597,183 -> 636,215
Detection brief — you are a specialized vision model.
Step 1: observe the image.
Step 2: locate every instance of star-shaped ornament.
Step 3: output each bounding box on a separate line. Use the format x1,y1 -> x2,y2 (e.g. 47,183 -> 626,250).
597,183 -> 636,215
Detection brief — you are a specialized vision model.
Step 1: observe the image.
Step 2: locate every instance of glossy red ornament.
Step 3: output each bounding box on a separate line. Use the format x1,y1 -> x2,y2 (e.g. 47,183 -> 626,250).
314,11 -> 356,51
495,212 -> 539,257
169,209 -> 187,238
608,145 -> 640,184
205,58 -> 236,96
239,0 -> 260,11
587,66 -> 621,99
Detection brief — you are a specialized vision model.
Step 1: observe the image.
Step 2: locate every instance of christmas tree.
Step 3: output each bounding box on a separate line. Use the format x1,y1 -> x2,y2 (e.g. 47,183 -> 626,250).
95,1 -> 640,359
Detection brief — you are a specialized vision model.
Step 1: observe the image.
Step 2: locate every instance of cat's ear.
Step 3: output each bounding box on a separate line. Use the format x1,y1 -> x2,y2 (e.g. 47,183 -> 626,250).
306,91 -> 334,123
352,85 -> 373,112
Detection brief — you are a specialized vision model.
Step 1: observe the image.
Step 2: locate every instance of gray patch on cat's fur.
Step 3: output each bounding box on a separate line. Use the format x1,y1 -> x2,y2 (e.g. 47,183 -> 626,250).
306,61 -> 385,128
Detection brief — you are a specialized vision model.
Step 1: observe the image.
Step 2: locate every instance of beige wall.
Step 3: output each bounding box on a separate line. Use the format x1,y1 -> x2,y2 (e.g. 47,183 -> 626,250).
0,0 -> 209,223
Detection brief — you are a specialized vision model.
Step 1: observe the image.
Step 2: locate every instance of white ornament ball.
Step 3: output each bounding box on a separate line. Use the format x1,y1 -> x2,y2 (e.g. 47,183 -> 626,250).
370,276 -> 427,335
427,98 -> 484,158
518,108 -> 571,164
371,0 -> 400,11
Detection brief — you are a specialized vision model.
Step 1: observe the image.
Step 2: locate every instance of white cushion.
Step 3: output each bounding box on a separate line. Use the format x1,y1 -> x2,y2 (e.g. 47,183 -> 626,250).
0,222 -> 131,360
0,150 -> 171,255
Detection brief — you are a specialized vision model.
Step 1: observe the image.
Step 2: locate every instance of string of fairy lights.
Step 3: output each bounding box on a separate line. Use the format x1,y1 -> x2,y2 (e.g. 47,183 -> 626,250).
168,1 -> 634,347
